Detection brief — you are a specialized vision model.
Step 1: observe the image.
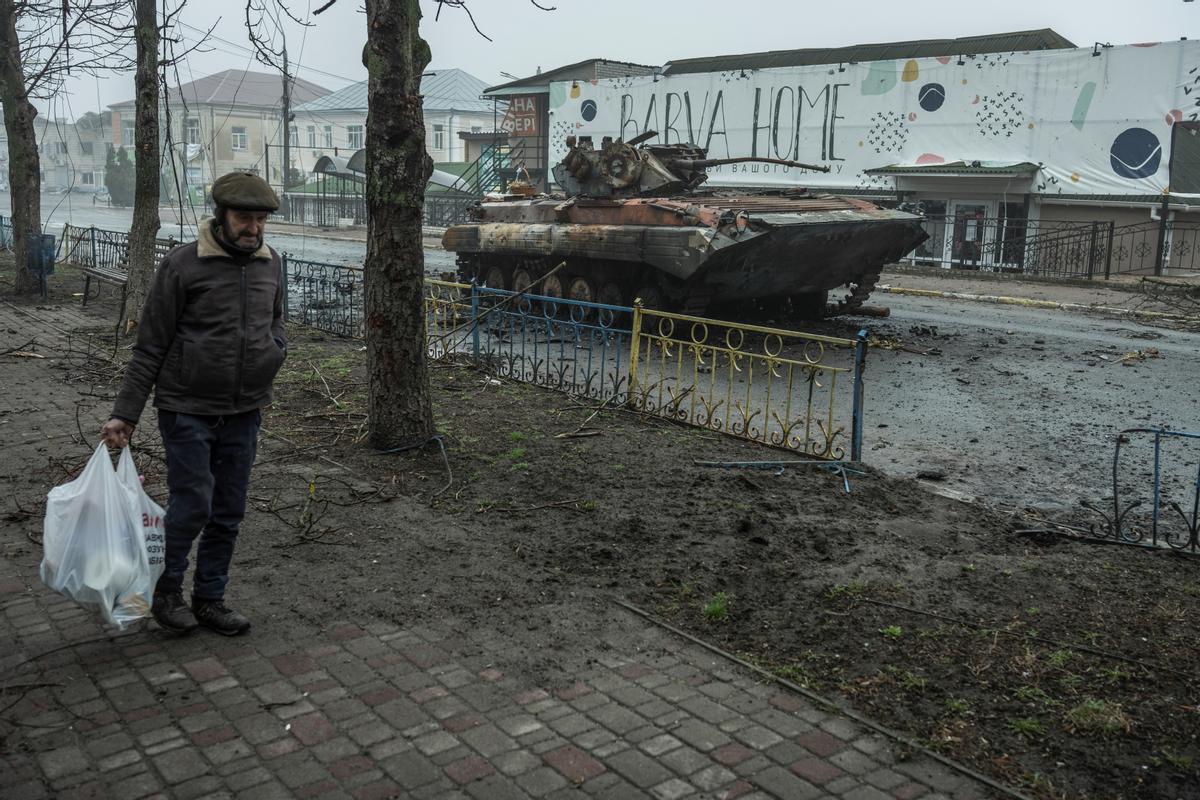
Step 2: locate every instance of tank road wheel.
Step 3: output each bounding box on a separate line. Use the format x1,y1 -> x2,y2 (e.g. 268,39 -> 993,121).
482,263 -> 510,291
597,281 -> 623,308
512,267 -> 535,294
542,272 -> 565,299
567,275 -> 597,305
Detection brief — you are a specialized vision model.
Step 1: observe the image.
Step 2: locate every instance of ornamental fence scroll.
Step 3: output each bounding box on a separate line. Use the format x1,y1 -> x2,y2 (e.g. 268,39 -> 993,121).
628,308 -> 866,461
281,255 -> 365,340
1081,428 -> 1200,555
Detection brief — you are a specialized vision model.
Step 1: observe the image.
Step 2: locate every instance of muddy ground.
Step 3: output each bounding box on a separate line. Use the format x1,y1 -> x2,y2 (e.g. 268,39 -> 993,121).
3,262 -> 1199,800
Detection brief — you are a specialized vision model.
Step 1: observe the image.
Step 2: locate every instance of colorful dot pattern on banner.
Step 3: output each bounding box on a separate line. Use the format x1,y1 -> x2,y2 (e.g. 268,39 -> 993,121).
861,61 -> 898,96
918,83 -> 945,112
1109,128 -> 1162,178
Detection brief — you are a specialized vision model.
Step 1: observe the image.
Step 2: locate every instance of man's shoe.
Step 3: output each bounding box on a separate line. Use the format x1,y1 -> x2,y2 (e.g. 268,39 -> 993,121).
192,598 -> 251,636
152,591 -> 199,633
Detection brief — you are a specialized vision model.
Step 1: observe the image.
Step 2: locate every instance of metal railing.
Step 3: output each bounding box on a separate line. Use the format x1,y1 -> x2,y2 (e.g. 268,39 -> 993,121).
281,255 -> 365,339
0,214 -> 11,250
906,214 -> 1200,278
423,195 -> 477,227
1081,428 -> 1200,555
284,257 -> 869,460
60,223 -> 178,272
629,309 -> 865,460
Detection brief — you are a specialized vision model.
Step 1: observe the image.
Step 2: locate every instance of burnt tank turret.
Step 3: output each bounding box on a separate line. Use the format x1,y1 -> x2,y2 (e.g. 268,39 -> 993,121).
442,132 -> 929,318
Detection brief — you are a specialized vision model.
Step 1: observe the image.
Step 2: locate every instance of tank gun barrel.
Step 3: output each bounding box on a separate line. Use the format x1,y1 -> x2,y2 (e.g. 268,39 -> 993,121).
677,156 -> 831,173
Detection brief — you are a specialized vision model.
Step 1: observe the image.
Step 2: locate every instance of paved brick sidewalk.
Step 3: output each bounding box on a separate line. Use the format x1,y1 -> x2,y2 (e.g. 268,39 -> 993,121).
0,582 -> 997,800
0,300 -> 1003,800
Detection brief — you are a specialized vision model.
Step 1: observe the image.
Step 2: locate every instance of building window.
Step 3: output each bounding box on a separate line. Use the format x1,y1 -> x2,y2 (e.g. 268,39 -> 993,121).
289,125 -> 298,147
80,141 -> 94,156
323,125 -> 333,148
121,119 -> 134,147
53,141 -> 69,155
347,124 -> 363,149
231,126 -> 248,151
307,126 -> 316,148
432,124 -> 444,150
81,172 -> 95,185
184,118 -> 200,145
186,167 -> 202,184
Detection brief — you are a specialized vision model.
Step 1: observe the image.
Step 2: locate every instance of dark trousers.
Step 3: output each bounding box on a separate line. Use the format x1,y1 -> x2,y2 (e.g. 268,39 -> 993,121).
155,409 -> 261,601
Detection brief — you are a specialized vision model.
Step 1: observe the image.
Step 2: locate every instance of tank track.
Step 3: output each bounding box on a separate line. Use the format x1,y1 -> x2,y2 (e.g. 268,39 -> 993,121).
832,270 -> 882,316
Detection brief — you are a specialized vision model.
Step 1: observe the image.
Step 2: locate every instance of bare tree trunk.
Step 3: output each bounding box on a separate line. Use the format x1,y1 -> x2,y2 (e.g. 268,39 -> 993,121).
363,0 -> 435,448
124,0 -> 160,332
0,0 -> 42,294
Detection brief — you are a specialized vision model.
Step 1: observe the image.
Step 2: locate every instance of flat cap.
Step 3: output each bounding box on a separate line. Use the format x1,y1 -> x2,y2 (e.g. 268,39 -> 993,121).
212,172 -> 279,211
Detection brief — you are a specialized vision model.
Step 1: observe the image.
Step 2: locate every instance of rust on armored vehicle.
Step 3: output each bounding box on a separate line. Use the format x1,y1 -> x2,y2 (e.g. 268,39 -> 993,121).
442,131 -> 929,318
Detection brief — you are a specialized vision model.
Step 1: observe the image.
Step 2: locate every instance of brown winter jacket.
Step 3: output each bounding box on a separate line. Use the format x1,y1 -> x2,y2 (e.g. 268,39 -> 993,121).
111,219 -> 286,425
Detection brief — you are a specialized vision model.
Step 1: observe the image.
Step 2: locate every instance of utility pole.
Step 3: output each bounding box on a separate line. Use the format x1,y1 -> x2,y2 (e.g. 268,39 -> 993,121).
281,44 -> 291,197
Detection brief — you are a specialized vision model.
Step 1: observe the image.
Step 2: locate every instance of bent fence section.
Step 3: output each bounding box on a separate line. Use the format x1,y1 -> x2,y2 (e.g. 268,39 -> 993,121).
284,257 -> 867,460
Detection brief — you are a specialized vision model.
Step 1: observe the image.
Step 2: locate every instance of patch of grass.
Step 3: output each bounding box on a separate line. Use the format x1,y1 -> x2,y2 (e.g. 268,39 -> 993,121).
1025,606 -> 1040,616
1064,699 -> 1132,736
1014,685 -> 1054,707
702,592 -> 730,622
1007,717 -> 1046,739
505,447 -> 527,460
879,625 -> 903,639
1100,666 -> 1132,684
1158,749 -> 1195,770
944,698 -> 970,715
613,463 -> 625,471
883,666 -> 926,691
581,500 -> 597,512
1058,674 -> 1084,692
511,462 -> 530,471
827,581 -> 867,599
1179,583 -> 1200,598
1047,649 -> 1072,668
772,664 -> 813,687
961,563 -> 977,573
733,502 -> 751,512
508,431 -> 526,442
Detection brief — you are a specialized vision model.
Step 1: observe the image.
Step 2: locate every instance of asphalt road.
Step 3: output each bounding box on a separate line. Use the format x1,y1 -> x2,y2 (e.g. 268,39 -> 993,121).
7,194 -> 1194,514
849,294 -> 1198,514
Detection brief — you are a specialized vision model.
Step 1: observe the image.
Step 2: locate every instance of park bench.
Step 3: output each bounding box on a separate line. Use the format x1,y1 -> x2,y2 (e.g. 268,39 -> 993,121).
81,263 -> 128,308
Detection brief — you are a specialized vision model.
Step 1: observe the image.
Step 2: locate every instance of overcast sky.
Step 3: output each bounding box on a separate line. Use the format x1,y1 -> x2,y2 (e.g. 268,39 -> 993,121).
40,0 -> 1199,119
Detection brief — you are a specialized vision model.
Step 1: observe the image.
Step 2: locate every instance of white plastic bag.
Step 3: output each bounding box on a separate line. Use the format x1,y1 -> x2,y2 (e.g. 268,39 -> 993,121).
40,444 -> 166,629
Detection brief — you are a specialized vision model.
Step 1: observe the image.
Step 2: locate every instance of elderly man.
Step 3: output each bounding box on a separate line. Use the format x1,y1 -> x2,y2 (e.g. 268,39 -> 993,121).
101,172 -> 286,636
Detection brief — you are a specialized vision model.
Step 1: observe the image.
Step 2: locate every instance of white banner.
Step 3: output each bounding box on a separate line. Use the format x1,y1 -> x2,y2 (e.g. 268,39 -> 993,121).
547,41 -> 1200,196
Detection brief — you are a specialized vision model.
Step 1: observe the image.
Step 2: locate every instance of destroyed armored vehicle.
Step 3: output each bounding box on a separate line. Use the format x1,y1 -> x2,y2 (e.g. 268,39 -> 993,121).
442,131 -> 929,318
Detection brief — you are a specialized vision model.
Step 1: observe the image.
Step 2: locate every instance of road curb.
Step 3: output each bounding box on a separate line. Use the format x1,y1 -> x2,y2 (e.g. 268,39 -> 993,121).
876,284 -> 1199,323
